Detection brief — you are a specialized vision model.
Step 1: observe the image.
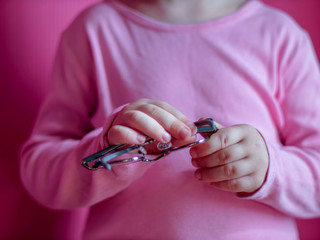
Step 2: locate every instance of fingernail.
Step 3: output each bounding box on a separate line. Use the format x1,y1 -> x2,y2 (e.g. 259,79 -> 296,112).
162,132 -> 171,143
179,127 -> 190,140
137,135 -> 146,143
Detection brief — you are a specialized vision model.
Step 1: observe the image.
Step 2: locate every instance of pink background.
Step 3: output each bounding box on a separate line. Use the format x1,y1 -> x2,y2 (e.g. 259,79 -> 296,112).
0,0 -> 319,239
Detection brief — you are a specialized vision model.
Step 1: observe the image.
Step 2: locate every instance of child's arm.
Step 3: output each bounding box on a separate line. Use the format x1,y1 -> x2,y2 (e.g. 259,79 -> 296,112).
253,30 -> 320,218
19,29 -> 119,209
20,21 -> 198,209
192,29 -> 320,218
19,16 -> 197,209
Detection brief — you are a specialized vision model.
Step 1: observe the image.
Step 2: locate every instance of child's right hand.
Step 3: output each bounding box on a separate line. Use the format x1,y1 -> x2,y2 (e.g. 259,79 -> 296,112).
107,99 -> 197,146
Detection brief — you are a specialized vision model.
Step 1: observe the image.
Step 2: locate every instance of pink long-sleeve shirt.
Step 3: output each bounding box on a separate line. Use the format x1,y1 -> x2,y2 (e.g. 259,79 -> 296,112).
20,0 -> 320,239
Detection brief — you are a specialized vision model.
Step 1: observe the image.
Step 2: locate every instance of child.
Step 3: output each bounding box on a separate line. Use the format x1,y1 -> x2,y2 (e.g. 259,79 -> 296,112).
20,0 -> 320,239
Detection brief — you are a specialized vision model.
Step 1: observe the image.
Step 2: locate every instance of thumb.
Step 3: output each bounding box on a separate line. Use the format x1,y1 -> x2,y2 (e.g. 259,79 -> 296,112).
214,121 -> 224,129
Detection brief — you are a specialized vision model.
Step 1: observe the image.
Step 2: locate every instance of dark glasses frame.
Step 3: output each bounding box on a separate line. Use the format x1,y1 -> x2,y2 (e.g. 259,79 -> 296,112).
82,118 -> 217,171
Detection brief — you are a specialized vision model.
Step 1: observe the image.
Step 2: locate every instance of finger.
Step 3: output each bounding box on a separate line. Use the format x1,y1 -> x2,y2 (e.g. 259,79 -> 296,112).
209,175 -> 258,193
190,125 -> 245,159
108,125 -> 146,145
119,110 -> 172,143
194,159 -> 253,183
135,103 -> 195,140
152,100 -> 197,134
131,99 -> 197,134
192,142 -> 247,168
214,121 -> 224,129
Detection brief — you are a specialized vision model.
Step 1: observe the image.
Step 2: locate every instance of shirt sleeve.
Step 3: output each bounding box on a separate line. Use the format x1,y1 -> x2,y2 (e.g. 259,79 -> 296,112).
19,19 -> 152,210
241,29 -> 320,219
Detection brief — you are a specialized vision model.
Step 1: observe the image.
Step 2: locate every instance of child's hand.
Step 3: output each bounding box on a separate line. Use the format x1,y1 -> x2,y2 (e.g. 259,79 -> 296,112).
190,124 -> 269,195
107,99 -> 197,145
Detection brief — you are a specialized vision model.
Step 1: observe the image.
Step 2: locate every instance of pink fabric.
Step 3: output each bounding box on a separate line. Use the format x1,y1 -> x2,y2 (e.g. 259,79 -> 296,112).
265,0 -> 320,60
258,1 -> 320,238
19,1 -> 320,239
1,0 -> 320,239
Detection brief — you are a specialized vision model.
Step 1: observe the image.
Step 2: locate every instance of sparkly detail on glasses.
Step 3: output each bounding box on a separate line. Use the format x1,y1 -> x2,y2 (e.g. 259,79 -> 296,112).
82,118 -> 218,171
157,142 -> 172,151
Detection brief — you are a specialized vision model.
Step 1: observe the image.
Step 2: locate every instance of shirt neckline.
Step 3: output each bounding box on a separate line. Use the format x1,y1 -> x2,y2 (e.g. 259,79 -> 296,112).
108,0 -> 261,32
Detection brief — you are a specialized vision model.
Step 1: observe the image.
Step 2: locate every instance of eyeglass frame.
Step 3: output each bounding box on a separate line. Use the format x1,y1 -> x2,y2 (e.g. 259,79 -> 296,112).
82,118 -> 218,171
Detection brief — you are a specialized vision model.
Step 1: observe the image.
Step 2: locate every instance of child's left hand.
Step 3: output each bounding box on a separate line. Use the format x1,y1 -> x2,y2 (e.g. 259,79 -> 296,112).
190,123 -> 269,195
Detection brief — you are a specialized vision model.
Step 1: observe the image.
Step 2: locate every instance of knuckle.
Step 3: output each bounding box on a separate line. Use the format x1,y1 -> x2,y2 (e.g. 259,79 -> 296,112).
169,119 -> 183,132
108,126 -> 128,142
134,98 -> 150,106
156,100 -> 169,108
218,132 -> 229,149
108,125 -> 125,139
138,103 -> 160,116
227,179 -> 241,192
155,100 -> 172,110
107,126 -> 121,144
218,151 -> 230,165
123,110 -> 142,123
108,125 -> 118,136
223,164 -> 236,178
170,120 -> 192,140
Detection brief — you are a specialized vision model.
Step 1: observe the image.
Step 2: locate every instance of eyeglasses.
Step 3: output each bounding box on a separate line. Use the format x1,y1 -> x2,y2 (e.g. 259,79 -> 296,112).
82,118 -> 217,171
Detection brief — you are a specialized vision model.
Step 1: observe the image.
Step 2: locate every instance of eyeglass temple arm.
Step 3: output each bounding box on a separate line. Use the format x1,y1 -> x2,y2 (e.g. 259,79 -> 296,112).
82,144 -> 124,165
82,139 -> 155,170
